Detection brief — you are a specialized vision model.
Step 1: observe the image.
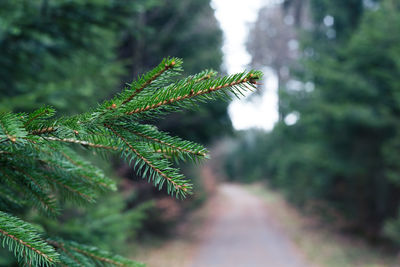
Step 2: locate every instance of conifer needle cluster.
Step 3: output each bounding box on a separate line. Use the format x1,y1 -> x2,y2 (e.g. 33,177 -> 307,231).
0,58 -> 261,266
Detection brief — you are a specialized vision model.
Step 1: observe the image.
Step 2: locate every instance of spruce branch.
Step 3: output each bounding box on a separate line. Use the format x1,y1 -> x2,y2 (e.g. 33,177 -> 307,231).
125,72 -> 261,115
13,167 -> 45,192
121,58 -> 179,105
115,122 -> 208,158
42,174 -> 95,203
48,240 -> 83,267
0,60 -> 261,200
43,147 -> 117,192
49,239 -> 144,267
0,184 -> 25,208
24,106 -> 56,128
15,170 -> 59,216
1,168 -> 59,216
0,112 -> 27,143
0,57 -> 262,265
0,211 -> 59,266
192,70 -> 218,82
106,124 -> 191,197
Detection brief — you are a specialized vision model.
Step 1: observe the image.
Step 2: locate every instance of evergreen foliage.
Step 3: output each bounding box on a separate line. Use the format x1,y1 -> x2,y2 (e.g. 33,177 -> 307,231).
0,58 -> 261,266
0,0 -> 154,113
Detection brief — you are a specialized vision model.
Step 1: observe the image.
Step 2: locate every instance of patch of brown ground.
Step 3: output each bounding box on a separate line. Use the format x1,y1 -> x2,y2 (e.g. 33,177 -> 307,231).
135,181 -> 311,267
190,183 -> 310,267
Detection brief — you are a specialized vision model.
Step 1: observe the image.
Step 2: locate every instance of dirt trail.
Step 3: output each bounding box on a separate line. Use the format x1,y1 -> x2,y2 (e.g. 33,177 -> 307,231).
191,183 -> 311,267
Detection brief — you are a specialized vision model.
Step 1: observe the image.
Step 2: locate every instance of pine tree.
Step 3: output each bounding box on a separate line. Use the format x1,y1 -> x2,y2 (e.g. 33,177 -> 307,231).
0,58 -> 261,266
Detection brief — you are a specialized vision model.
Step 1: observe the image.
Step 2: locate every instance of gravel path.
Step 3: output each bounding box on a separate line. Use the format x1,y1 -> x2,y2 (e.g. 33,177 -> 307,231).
191,184 -> 311,267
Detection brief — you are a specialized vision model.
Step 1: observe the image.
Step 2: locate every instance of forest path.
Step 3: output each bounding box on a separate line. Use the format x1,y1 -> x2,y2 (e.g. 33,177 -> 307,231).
190,183 -> 311,267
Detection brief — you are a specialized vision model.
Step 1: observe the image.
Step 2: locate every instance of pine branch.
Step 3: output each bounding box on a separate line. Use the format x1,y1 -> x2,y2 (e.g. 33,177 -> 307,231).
115,122 -> 208,158
106,124 -> 191,197
42,146 -> 117,192
0,142 -> 111,209
0,167 -> 59,216
0,112 -> 27,143
121,58 -> 178,105
0,211 -> 59,266
0,57 -> 262,265
49,239 -> 144,267
14,167 -> 59,215
0,184 -> 26,209
42,174 -> 95,203
125,72 -> 261,115
23,106 -> 56,128
192,70 -> 217,82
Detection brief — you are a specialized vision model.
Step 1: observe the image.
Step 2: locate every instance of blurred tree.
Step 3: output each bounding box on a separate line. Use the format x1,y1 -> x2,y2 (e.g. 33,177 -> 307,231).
282,0 -> 309,27
247,4 -> 299,87
233,0 -> 400,241
246,3 -> 304,119
0,0 -> 157,114
279,0 -> 398,230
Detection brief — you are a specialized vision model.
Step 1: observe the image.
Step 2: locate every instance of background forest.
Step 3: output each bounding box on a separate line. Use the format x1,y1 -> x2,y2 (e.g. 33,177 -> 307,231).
227,0 -> 400,247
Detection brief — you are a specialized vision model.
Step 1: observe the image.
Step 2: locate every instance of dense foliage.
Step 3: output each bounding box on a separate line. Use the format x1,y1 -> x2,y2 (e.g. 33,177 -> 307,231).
228,0 -> 400,242
0,0 -> 149,113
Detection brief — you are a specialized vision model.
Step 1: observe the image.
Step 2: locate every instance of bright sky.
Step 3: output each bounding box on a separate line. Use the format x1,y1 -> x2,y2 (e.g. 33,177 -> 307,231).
211,0 -> 279,131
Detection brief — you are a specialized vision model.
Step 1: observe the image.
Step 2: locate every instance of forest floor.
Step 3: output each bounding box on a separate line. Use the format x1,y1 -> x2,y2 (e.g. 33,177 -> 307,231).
134,171 -> 399,267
